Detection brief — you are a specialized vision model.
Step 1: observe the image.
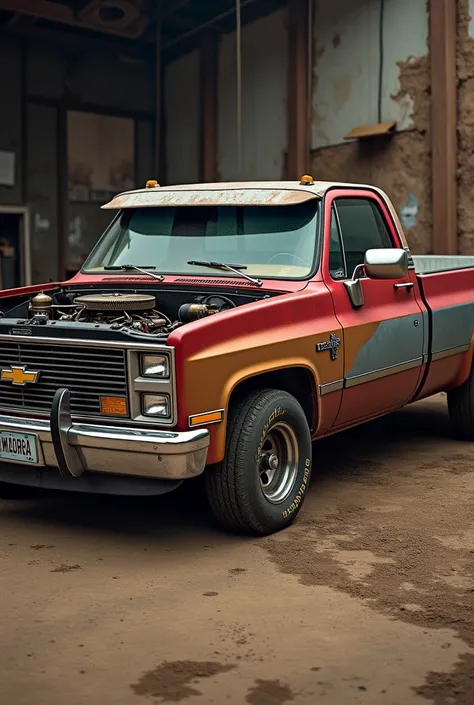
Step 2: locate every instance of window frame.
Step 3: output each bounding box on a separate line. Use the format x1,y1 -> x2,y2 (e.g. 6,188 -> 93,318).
328,205 -> 348,281
330,196 -> 395,282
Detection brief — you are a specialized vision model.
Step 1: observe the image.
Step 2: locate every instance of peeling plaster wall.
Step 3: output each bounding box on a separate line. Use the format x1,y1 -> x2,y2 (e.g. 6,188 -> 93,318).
218,8 -> 288,182
458,0 -> 474,254
164,50 -> 200,185
311,0 -> 431,253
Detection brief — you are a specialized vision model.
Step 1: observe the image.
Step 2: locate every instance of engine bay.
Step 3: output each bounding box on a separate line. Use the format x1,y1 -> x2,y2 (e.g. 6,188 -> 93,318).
0,285 -> 273,339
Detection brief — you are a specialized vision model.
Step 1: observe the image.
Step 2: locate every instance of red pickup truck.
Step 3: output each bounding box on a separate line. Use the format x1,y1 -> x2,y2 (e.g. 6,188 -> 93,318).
0,176 -> 472,535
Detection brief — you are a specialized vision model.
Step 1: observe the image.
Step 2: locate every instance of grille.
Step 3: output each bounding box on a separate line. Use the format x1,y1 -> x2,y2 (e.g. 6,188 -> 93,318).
0,341 -> 128,418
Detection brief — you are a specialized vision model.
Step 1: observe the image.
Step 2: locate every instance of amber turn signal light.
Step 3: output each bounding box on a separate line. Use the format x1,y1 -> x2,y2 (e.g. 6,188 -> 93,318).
101,396 -> 128,416
145,179 -> 160,188
189,410 -> 224,427
300,174 -> 314,185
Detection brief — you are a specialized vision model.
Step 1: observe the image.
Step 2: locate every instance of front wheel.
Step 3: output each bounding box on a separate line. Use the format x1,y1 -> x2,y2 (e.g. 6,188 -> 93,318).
205,389 -> 312,535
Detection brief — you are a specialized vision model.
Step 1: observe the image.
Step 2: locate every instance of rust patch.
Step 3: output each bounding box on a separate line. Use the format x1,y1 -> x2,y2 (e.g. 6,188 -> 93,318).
130,660 -> 235,702
245,679 -> 296,705
102,187 -> 323,210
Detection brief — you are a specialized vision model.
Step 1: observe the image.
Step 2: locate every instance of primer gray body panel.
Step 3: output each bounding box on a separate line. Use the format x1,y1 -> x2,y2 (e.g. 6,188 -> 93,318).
346,313 -> 424,383
431,302 -> 474,354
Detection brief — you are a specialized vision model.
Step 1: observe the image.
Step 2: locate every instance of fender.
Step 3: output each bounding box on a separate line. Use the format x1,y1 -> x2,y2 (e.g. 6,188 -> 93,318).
207,360 -> 320,465
169,284 -> 343,464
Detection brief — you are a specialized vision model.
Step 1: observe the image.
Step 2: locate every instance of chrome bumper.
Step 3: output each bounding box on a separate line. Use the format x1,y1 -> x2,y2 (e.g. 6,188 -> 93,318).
0,389 -> 210,481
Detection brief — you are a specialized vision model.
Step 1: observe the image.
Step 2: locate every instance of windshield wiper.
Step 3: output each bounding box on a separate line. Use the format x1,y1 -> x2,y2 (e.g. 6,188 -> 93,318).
187,260 -> 262,287
104,264 -> 164,282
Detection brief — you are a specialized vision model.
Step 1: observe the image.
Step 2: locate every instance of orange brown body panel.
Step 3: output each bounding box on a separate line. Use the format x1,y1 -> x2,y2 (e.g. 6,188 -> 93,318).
169,285 -> 343,464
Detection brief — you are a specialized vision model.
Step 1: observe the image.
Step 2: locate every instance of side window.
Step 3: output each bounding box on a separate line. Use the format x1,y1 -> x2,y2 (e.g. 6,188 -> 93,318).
335,198 -> 393,277
329,208 -> 346,279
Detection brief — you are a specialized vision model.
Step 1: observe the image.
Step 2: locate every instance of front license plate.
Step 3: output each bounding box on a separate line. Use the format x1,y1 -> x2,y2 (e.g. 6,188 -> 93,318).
0,431 -> 38,464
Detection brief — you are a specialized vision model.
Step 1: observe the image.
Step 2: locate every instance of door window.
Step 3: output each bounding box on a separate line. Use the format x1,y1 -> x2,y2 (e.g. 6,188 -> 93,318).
328,208 -> 346,279
334,198 -> 393,277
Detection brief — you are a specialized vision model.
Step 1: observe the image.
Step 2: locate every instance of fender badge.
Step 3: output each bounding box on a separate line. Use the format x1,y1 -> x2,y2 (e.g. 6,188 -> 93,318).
316,333 -> 342,361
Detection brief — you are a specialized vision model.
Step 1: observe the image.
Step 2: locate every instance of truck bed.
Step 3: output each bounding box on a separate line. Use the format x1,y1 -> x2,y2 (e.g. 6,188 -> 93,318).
412,256 -> 474,401
413,255 -> 474,274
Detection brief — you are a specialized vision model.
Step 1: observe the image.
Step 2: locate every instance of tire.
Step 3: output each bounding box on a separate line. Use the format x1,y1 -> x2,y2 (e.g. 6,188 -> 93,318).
205,389 -> 312,535
448,363 -> 474,440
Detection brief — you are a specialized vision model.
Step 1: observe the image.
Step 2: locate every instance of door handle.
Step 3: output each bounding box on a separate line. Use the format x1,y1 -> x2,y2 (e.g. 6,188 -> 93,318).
394,282 -> 414,291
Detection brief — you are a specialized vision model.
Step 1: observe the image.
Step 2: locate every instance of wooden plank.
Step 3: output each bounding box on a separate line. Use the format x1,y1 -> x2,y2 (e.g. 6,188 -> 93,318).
344,121 -> 397,140
199,32 -> 218,183
287,0 -> 309,180
430,0 -> 457,254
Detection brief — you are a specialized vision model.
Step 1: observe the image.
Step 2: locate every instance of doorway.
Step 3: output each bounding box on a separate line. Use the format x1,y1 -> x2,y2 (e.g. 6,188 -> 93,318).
0,208 -> 31,289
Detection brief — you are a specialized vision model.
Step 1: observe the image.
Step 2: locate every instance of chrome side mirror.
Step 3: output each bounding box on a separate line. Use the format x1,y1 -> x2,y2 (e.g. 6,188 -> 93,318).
364,248 -> 408,280
343,249 -> 409,309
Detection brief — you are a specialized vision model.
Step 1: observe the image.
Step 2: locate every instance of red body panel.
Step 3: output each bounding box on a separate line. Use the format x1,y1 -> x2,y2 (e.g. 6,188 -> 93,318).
415,268 -> 474,398
320,189 -> 426,427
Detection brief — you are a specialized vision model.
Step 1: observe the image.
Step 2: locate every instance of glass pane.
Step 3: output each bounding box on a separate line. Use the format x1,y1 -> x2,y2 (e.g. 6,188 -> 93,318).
336,198 -> 392,275
84,201 -> 320,280
329,209 -> 346,279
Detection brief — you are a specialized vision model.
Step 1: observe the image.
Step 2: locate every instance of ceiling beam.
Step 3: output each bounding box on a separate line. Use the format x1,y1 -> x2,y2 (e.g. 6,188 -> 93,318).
162,0 -> 261,50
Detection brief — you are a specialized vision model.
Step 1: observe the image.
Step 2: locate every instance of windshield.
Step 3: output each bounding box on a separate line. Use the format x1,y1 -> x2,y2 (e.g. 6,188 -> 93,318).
83,202 -> 320,280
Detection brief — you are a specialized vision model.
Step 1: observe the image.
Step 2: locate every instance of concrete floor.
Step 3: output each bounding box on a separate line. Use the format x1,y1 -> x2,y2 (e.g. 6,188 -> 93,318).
0,394 -> 473,705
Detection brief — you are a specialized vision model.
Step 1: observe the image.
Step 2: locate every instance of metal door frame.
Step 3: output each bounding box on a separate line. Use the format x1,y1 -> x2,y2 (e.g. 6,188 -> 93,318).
0,205 -> 32,286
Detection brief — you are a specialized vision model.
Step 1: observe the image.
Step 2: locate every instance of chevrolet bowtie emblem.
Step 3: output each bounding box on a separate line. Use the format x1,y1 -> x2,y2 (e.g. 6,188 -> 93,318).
0,366 -> 40,386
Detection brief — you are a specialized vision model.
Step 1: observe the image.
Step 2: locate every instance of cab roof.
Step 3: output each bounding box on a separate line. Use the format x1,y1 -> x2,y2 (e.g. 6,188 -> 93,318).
102,180 -> 342,210
101,178 -> 409,251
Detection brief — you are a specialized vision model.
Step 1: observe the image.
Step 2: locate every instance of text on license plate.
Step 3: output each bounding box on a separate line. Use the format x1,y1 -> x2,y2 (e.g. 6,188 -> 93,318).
0,431 -> 38,464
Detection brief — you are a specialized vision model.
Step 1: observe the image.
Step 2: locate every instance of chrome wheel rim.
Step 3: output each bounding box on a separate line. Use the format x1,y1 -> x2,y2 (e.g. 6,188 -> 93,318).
258,421 -> 299,504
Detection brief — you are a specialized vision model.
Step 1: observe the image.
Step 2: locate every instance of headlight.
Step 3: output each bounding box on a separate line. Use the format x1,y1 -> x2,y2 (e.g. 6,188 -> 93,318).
141,354 -> 169,378
142,393 -> 170,418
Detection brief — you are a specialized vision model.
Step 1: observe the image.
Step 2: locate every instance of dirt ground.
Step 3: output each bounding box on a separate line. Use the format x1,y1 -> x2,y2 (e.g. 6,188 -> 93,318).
0,393 -> 473,705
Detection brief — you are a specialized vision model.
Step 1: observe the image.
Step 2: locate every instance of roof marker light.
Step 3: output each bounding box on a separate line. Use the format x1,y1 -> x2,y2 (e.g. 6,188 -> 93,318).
300,175 -> 314,185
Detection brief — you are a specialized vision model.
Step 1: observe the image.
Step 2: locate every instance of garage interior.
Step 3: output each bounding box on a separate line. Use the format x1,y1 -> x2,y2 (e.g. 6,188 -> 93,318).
0,0 -> 460,284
